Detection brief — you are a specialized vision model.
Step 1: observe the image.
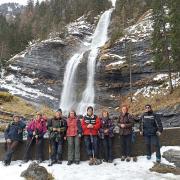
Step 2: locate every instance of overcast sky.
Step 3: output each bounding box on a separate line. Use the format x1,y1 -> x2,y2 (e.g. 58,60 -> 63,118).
0,0 -> 44,6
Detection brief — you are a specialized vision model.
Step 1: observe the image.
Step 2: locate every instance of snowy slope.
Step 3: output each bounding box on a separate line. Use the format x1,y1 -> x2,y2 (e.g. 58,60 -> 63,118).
0,146 -> 180,180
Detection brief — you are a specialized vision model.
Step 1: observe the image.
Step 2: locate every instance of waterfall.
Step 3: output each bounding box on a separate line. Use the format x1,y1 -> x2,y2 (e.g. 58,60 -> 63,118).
77,9 -> 113,114
60,2 -> 115,114
60,53 -> 84,113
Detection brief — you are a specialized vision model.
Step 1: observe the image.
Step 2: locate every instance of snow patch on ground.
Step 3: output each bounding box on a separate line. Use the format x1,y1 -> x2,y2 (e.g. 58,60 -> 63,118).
0,74 -> 57,101
0,146 -> 179,180
134,73 -> 180,97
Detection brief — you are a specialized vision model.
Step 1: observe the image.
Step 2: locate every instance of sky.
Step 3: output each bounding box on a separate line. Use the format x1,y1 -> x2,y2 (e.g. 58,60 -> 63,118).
0,0 -> 44,6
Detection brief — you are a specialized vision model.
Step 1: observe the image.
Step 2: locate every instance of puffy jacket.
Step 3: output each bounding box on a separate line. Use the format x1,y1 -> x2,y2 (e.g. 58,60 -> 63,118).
66,117 -> 82,137
99,117 -> 115,139
4,120 -> 26,142
47,116 -> 67,140
81,115 -> 100,136
118,113 -> 134,135
27,118 -> 47,138
140,111 -> 163,136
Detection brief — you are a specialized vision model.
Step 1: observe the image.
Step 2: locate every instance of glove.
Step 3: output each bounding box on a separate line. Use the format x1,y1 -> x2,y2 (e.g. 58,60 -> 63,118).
156,131 -> 161,136
140,131 -> 143,136
7,139 -> 11,143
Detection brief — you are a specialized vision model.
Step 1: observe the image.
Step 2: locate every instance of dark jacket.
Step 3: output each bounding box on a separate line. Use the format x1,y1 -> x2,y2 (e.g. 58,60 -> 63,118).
139,111 -> 163,136
118,113 -> 134,135
99,117 -> 115,139
4,120 -> 26,142
47,116 -> 67,141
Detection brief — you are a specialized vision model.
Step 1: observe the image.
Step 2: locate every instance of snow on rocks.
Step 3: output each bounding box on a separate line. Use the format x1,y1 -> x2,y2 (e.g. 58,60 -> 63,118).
134,73 -> 180,98
67,15 -> 93,37
126,9 -> 153,38
0,74 -> 57,101
0,146 -> 180,180
8,65 -> 21,71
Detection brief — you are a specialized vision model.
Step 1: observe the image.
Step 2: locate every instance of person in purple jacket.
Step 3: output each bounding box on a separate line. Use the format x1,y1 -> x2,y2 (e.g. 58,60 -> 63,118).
99,110 -> 115,163
24,112 -> 47,163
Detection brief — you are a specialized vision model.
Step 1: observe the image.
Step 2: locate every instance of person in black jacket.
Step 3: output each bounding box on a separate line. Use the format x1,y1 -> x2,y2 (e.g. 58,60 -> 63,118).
47,109 -> 67,166
139,104 -> 163,163
4,114 -> 26,166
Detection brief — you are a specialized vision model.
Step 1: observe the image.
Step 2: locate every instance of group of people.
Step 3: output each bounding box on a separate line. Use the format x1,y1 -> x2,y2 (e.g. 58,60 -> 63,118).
3,104 -> 163,166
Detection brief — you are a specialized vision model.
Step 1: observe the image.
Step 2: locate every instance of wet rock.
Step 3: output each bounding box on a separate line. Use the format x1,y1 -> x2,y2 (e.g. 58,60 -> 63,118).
20,162 -> 54,180
150,163 -> 180,175
163,149 -> 180,168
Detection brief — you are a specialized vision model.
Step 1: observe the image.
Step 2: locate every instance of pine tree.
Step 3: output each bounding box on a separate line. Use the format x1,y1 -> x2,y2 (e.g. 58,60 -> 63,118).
152,0 -> 173,93
169,0 -> 180,71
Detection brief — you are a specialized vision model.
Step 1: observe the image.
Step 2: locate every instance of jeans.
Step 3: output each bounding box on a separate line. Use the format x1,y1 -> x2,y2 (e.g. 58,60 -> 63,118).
100,136 -> 113,161
50,139 -> 63,161
84,135 -> 98,158
144,135 -> 161,159
120,134 -> 132,157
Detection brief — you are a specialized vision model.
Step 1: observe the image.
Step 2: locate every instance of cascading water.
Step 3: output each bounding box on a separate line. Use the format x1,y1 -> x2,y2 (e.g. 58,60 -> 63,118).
60,53 -> 84,113
77,9 -> 113,114
60,0 -> 116,114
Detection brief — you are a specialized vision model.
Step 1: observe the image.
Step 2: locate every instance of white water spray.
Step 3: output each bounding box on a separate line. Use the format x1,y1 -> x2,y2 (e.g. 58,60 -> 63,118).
77,9 -> 113,114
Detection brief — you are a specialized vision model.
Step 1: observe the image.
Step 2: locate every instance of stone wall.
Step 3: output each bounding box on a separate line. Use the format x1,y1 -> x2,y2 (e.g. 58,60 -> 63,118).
0,127 -> 179,161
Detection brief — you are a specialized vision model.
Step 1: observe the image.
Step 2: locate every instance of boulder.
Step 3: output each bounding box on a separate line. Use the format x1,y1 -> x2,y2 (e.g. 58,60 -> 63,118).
163,149 -> 180,168
150,163 -> 180,175
20,162 -> 54,180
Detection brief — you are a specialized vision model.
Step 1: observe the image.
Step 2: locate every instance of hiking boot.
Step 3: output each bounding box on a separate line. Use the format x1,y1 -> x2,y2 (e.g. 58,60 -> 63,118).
108,160 -> 113,163
133,156 -> 137,162
121,156 -> 126,161
93,158 -> 102,165
156,157 -> 161,163
37,159 -> 43,163
23,159 -> 29,163
48,160 -> 56,166
89,158 -> 94,166
147,156 -> 151,160
67,161 -> 73,165
4,160 -> 10,166
126,156 -> 131,162
57,160 -> 62,164
74,161 -> 80,165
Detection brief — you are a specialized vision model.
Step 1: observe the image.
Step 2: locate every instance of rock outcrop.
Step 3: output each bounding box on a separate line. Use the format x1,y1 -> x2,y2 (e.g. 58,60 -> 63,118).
20,162 -> 54,180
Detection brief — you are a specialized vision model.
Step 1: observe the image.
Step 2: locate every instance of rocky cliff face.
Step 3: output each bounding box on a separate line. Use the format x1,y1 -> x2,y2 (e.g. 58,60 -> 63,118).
0,15 -> 94,109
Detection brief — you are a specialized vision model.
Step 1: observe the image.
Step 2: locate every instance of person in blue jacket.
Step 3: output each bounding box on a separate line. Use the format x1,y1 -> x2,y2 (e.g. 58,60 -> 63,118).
139,104 -> 163,163
4,114 -> 26,166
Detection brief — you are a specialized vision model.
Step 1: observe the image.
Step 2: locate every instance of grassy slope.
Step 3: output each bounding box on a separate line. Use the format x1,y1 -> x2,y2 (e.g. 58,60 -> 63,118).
120,87 -> 180,115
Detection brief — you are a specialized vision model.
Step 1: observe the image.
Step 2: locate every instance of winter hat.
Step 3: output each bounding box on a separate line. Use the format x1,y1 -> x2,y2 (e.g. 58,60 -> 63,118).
145,104 -> 152,109
56,108 -> 62,113
87,106 -> 93,112
13,114 -> 20,118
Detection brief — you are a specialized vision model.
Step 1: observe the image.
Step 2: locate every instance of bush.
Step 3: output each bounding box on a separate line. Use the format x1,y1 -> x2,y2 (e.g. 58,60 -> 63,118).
0,92 -> 14,102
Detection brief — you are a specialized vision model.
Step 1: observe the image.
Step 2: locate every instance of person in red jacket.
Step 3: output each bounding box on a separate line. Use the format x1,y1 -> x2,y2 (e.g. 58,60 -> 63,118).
81,106 -> 101,165
66,110 -> 82,165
